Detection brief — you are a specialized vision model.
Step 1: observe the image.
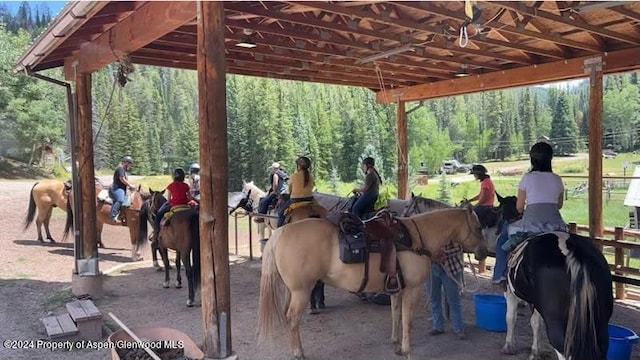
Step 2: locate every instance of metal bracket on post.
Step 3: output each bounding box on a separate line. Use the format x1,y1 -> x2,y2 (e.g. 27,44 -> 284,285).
583,56 -> 603,86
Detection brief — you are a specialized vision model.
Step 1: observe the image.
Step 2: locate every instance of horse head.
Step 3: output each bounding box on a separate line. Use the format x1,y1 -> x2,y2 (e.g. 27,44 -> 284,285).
403,194 -> 452,216
148,188 -> 167,214
496,192 -> 519,223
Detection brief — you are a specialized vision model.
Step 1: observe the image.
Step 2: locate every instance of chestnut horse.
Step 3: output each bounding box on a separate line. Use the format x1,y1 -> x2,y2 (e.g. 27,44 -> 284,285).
65,181 -> 148,261
257,207 -> 487,359
23,179 -> 72,243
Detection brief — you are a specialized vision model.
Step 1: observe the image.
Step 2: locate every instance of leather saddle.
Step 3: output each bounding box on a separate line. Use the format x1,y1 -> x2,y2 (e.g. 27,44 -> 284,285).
327,212 -> 411,293
160,205 -> 192,227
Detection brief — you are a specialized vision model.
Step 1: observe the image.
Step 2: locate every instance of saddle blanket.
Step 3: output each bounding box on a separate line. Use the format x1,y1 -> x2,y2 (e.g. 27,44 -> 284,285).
284,200 -> 314,216
97,189 -> 132,207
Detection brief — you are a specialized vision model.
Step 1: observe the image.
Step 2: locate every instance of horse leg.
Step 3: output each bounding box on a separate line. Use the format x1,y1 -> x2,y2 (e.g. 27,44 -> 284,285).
182,253 -> 195,307
398,286 -> 421,357
318,281 -> 325,309
286,290 -> 309,360
175,251 -> 182,289
96,222 -> 105,248
309,284 -> 318,315
35,211 -> 45,243
152,240 -> 162,270
43,207 -> 56,243
502,288 -> 519,355
161,248 -> 171,289
390,293 -> 402,351
528,310 -> 544,360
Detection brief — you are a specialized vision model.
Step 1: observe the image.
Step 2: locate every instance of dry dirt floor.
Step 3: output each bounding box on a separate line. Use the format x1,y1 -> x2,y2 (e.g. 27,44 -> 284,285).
1,179 -> 639,360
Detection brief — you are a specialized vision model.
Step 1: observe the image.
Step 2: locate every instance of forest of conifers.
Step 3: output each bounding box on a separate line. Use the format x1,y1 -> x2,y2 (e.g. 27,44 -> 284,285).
0,3 -> 639,190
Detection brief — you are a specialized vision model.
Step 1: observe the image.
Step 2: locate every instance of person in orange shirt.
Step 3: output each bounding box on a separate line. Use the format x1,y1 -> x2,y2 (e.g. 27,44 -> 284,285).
467,164 -> 495,227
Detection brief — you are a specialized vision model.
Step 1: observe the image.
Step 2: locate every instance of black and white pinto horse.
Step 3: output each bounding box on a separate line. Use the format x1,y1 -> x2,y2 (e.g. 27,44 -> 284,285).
497,195 -> 613,360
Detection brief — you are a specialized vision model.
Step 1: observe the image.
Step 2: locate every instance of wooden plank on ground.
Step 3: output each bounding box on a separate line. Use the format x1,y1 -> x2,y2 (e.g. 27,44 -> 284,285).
41,316 -> 63,338
79,300 -> 101,320
66,301 -> 88,322
56,313 -> 78,334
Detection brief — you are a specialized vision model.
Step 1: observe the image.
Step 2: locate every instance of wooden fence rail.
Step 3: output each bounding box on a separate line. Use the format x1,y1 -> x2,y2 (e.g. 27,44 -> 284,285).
569,222 -> 640,299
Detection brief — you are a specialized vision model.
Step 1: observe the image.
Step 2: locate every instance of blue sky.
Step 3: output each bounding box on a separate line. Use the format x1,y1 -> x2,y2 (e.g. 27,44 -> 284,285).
2,1 -> 67,15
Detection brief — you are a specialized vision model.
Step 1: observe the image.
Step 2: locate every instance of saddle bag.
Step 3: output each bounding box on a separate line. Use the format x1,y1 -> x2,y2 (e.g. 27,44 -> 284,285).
339,232 -> 367,264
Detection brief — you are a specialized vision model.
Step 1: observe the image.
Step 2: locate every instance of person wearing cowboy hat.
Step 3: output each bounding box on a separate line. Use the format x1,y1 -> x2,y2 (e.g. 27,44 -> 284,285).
256,161 -> 289,222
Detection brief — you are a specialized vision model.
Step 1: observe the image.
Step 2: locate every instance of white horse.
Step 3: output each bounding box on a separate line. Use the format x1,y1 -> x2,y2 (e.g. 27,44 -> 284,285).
241,181 -> 277,240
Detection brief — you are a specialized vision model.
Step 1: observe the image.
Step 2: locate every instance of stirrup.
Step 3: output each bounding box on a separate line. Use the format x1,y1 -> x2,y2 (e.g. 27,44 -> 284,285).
384,274 -> 400,293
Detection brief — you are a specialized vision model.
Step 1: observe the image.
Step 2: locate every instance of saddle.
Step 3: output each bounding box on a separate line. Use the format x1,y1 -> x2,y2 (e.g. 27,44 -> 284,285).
160,205 -> 191,227
328,212 -> 411,293
97,189 -> 132,207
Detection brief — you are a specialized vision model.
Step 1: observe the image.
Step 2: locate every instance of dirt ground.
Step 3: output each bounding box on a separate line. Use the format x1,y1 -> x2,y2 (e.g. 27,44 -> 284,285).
1,179 -> 639,360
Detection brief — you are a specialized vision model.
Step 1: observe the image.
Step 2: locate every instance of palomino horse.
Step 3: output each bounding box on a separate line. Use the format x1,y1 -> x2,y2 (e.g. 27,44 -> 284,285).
65,181 -> 148,261
23,179 -> 72,242
497,195 -> 613,360
258,207 -> 487,359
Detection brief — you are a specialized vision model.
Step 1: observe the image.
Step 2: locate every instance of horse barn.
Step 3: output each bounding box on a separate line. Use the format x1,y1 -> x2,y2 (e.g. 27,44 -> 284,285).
12,1 -> 640,359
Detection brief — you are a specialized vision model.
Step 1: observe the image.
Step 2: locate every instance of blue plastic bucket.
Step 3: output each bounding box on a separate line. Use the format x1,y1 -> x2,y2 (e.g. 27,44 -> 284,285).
473,294 -> 507,332
607,324 -> 639,360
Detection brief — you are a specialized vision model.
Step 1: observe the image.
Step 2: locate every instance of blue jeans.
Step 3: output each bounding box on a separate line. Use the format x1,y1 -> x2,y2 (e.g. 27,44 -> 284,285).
109,187 -> 126,219
258,193 -> 277,214
352,191 -> 377,219
492,220 -> 509,282
425,263 -> 464,333
154,202 -> 171,233
277,198 -> 291,227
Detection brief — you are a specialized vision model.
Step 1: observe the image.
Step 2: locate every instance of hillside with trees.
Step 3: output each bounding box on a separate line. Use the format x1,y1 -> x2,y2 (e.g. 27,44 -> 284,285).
1,3 -> 639,190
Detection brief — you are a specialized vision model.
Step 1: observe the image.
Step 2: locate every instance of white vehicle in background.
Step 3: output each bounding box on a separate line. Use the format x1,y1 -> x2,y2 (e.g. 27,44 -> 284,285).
439,160 -> 470,174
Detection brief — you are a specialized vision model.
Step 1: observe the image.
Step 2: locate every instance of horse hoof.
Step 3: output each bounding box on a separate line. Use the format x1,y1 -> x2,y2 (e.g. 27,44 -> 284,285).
162,282 -> 170,289
186,300 -> 194,307
501,344 -> 517,355
393,344 -> 407,356
318,302 -> 325,309
175,283 -> 182,289
97,243 -> 104,248
156,267 -> 163,272
38,238 -> 44,243
153,261 -> 160,268
309,308 -> 319,315
48,238 -> 56,243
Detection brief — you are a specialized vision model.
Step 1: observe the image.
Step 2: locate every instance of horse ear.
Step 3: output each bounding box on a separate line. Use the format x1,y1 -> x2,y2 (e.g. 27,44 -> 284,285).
243,180 -> 247,186
466,203 -> 474,213
161,188 -> 166,195
411,192 -> 415,199
149,187 -> 154,193
496,191 -> 504,202
137,185 -> 141,192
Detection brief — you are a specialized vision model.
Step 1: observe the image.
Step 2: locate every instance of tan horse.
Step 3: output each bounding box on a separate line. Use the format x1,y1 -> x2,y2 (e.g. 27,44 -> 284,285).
65,182 -> 148,261
23,179 -> 71,243
258,207 -> 488,359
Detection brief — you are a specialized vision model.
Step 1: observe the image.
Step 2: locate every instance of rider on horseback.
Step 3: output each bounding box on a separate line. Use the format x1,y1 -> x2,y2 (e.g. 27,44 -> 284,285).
277,156 -> 315,227
351,157 -> 382,219
153,168 -> 191,240
255,162 -> 288,223
189,163 -> 200,202
499,142 -> 567,257
109,156 -> 137,222
467,164 -> 496,227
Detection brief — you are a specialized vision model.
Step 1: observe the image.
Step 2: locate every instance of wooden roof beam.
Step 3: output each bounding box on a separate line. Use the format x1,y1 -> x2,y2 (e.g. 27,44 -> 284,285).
64,1 -> 196,79
556,1 -> 607,48
509,9 -> 570,56
401,1 -> 601,52
284,1 -> 537,64
610,6 -> 640,38
493,1 -> 640,45
376,46 -> 640,103
228,67 -> 380,90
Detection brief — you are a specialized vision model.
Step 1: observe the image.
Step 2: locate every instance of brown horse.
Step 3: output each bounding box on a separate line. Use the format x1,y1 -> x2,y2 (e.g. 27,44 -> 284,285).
258,207 -> 487,359
23,179 -> 71,242
150,205 -> 201,307
65,181 -> 148,261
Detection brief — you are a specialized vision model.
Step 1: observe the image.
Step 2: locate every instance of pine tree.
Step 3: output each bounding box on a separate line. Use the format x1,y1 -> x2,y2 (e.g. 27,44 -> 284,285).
437,173 -> 451,203
550,92 -> 579,154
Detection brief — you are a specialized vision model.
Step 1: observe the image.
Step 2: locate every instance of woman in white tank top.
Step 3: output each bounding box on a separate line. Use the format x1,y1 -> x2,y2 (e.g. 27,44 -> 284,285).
503,142 -> 567,251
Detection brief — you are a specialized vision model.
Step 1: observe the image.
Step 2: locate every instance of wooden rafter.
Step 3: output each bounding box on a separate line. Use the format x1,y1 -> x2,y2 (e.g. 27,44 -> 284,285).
64,1 -> 196,77
493,1 -> 640,45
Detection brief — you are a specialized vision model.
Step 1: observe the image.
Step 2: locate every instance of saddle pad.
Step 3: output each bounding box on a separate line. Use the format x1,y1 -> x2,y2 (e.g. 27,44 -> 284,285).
163,205 -> 191,220
97,190 -> 111,204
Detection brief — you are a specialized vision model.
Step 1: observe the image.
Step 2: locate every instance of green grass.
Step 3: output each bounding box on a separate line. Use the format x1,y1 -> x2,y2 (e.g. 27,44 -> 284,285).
42,289 -> 73,310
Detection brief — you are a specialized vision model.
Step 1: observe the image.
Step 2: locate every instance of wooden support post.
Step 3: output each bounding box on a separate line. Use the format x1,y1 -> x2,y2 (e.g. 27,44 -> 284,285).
75,73 -> 97,259
586,57 -> 603,249
568,222 -> 577,234
614,227 -> 627,300
197,2 -> 232,358
478,259 -> 486,274
397,100 -> 408,199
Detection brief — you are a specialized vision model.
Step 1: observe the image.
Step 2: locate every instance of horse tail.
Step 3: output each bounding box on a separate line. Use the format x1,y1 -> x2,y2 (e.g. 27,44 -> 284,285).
135,202 -> 149,255
62,194 -> 73,240
190,211 -> 201,292
257,229 -> 290,344
563,234 -> 613,360
23,182 -> 39,230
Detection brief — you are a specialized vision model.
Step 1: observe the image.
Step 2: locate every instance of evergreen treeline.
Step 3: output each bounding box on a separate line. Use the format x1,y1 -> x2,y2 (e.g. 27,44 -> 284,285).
1,3 -> 639,191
